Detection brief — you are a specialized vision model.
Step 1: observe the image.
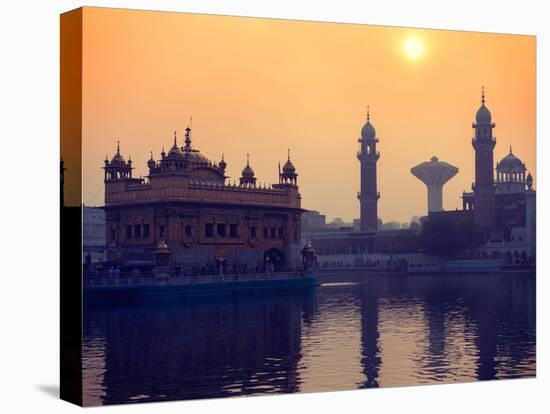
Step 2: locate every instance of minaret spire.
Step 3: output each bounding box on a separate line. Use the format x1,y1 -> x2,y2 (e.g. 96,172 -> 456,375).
185,122 -> 192,147
472,86 -> 496,228
357,106 -> 380,231
116,140 -> 120,154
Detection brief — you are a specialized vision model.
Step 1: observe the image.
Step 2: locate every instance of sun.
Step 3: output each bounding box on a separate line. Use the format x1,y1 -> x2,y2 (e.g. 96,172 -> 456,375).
403,36 -> 425,60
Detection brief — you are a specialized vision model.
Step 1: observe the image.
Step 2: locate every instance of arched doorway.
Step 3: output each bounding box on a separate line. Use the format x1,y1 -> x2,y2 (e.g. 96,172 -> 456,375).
264,248 -> 285,272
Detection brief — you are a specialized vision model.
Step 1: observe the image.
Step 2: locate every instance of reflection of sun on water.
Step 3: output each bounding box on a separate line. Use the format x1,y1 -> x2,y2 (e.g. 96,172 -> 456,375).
403,36 -> 425,60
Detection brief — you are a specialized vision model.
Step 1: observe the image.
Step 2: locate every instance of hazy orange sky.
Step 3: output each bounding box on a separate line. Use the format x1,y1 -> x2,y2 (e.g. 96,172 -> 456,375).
79,7 -> 535,223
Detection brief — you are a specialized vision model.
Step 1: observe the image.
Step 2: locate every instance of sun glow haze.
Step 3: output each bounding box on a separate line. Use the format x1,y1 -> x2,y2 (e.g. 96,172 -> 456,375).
76,8 -> 536,223
403,36 -> 425,60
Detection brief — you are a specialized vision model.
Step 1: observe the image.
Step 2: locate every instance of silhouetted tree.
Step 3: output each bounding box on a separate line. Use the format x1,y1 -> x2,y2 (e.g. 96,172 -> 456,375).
420,216 -> 484,258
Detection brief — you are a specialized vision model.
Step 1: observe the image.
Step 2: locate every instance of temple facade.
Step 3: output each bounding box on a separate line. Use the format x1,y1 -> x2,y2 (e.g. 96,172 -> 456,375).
103,127 -> 303,272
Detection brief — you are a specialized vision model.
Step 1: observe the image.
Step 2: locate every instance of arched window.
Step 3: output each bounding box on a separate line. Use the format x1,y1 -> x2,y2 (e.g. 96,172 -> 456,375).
134,224 -> 141,239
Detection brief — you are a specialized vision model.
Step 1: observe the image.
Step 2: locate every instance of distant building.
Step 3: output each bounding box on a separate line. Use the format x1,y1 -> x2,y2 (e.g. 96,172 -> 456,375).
83,206 -> 106,263
301,210 -> 327,242
312,228 -> 426,270
446,88 -> 535,261
379,221 -> 402,230
312,90 -> 535,267
102,128 -> 303,271
326,217 -> 353,229
461,145 -> 536,260
313,229 -> 421,256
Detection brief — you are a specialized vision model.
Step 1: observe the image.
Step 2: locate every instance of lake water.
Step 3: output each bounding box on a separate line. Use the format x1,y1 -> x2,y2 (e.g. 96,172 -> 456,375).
82,272 -> 536,406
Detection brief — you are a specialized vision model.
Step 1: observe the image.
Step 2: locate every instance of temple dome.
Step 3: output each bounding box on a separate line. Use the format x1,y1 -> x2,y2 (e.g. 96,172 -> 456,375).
167,132 -> 184,158
110,142 -> 126,165
147,152 -> 156,168
242,164 -> 255,178
167,145 -> 183,158
282,159 -> 296,174
242,154 -> 255,178
497,149 -> 525,172
183,148 -> 210,164
110,153 -> 126,164
239,154 -> 257,186
219,155 -> 227,170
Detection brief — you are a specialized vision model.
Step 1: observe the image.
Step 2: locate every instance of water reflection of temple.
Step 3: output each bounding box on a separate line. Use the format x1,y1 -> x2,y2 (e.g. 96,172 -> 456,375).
82,273 -> 535,404
83,290 -> 314,405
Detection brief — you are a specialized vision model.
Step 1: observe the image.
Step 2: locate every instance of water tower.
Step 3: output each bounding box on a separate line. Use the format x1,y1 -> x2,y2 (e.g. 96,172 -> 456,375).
411,156 -> 459,213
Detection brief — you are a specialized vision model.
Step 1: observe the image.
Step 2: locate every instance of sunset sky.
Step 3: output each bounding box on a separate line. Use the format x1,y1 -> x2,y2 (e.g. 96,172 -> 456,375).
77,7 -> 536,223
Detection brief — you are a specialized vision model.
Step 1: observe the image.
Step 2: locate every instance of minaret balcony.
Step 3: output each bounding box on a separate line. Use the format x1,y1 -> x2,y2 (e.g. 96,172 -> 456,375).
472,137 -> 496,149
358,138 -> 379,143
357,151 -> 381,160
357,191 -> 380,199
472,122 -> 496,128
472,137 -> 496,143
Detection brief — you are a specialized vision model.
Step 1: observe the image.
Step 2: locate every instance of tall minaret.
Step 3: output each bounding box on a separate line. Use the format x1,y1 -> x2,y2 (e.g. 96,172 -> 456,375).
472,86 -> 496,228
357,107 -> 380,231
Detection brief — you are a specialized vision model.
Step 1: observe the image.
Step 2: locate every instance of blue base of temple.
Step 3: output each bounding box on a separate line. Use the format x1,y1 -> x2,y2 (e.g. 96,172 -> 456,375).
84,275 -> 316,302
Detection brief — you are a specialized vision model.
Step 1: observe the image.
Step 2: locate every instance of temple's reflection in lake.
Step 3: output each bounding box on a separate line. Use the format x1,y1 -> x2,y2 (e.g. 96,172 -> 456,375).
83,273 -> 535,406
